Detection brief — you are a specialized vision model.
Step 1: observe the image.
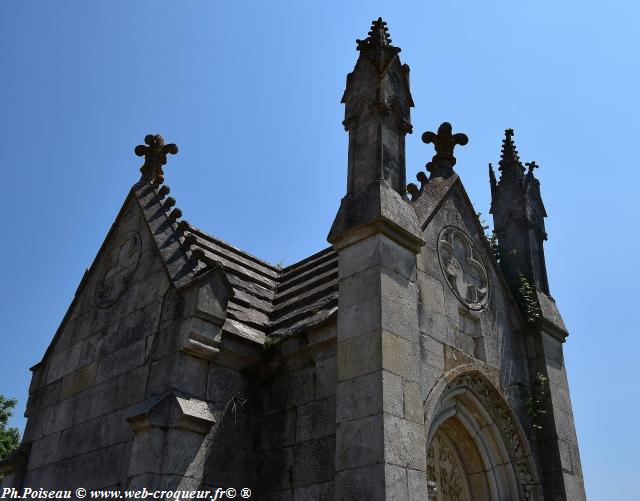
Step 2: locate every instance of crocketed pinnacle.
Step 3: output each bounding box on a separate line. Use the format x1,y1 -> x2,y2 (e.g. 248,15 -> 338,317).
498,128 -> 524,178
356,17 -> 400,55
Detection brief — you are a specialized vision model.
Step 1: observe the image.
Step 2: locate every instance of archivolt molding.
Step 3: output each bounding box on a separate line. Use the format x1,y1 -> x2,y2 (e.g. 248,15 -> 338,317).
424,364 -> 542,501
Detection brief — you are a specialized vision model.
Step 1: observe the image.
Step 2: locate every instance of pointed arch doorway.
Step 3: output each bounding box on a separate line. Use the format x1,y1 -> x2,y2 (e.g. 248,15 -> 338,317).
425,371 -> 542,501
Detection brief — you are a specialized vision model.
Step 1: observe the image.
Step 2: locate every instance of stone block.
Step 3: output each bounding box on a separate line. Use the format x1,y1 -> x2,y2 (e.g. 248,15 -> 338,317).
207,364 -> 248,404
59,418 -> 103,459
385,464 -> 408,501
293,436 -> 335,487
128,428 -> 165,476
164,428 -> 208,476
59,362 -> 98,400
418,273 -> 445,315
27,381 -> 61,415
46,397 -> 77,434
338,266 -> 380,306
261,408 -> 297,451
259,447 -> 294,491
114,365 -> 149,410
335,413 -> 383,470
420,334 -> 444,371
26,432 -> 61,470
96,339 -> 146,384
378,236 -> 417,281
73,379 -> 117,424
80,332 -> 106,366
46,342 -> 83,384
100,409 -> 134,447
382,331 -> 418,382
383,415 -> 426,470
337,296 -> 381,341
263,367 -> 315,414
407,468 -> 428,501
381,295 -> 419,342
338,237 -> 382,279
315,357 -> 336,399
336,371 -> 402,422
337,332 -> 381,382
202,442 -> 258,489
64,443 -> 124,490
292,481 -> 333,501
296,397 -> 336,442
172,352 -> 208,398
335,463 -> 385,501
22,460 -> 70,490
403,381 -> 423,424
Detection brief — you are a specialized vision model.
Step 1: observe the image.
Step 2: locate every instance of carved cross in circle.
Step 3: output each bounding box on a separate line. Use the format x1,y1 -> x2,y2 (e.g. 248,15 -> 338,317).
135,134 -> 178,184
437,227 -> 489,310
95,232 -> 141,308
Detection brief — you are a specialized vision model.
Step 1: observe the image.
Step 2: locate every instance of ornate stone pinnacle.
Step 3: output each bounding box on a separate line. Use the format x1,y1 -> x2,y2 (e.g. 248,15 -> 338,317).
505,128 -> 514,138
135,134 -> 178,184
421,122 -> 468,177
356,17 -> 400,57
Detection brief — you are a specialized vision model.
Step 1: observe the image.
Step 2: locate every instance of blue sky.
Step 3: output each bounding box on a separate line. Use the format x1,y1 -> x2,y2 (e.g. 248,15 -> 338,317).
1,1 -> 637,498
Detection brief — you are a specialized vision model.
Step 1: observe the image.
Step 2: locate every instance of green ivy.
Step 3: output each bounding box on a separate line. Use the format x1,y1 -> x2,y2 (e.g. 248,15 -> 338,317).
510,373 -> 548,431
517,273 -> 541,324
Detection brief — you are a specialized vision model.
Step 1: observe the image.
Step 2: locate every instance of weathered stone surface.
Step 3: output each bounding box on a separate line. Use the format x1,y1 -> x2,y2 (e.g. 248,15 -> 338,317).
14,19 -> 585,501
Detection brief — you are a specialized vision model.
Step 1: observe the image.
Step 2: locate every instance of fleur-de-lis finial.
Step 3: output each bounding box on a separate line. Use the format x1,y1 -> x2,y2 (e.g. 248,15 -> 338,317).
525,160 -> 539,175
505,128 -> 514,138
421,122 -> 468,177
135,134 -> 178,184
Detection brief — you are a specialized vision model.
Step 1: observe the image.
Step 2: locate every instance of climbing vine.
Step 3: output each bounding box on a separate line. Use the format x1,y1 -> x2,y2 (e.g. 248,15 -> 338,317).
510,373 -> 548,432
517,273 -> 541,324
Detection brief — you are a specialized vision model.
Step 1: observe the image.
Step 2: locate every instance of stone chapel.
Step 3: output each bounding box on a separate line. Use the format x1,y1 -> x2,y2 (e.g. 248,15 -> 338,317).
0,18 -> 586,501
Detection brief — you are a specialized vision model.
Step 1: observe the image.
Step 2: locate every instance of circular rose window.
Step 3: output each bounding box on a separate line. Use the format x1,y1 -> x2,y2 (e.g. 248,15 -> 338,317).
95,231 -> 142,308
437,226 -> 489,310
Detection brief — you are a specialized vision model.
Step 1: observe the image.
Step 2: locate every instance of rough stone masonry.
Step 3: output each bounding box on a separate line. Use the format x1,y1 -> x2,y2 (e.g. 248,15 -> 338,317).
0,18 -> 586,501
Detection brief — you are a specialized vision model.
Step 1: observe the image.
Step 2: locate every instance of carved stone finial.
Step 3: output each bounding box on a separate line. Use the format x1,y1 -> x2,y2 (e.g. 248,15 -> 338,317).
525,161 -> 539,175
356,17 -> 399,54
135,134 -> 178,184
421,122 -> 468,178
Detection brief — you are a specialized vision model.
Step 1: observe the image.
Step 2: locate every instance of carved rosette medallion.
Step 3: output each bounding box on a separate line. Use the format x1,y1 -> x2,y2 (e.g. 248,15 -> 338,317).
95,231 -> 142,308
437,226 -> 489,310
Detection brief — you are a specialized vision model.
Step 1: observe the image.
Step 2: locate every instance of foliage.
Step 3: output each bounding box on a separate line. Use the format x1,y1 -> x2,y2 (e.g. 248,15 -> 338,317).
477,212 -> 500,263
517,273 -> 541,324
0,395 -> 20,461
510,373 -> 548,432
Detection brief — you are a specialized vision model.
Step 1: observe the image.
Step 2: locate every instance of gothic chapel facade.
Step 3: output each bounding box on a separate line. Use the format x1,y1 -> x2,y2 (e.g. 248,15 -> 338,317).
1,19 -> 586,501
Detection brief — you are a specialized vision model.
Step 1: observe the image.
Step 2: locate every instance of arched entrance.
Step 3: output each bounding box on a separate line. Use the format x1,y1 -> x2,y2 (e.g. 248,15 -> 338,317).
425,370 -> 541,501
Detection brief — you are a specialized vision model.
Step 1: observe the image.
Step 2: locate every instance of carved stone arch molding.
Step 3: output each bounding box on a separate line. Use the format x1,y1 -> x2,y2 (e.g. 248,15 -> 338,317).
424,364 -> 543,501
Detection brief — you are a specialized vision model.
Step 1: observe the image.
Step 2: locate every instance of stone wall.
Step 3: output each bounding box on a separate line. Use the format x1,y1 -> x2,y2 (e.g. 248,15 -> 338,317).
258,324 -> 337,500
418,187 -> 530,410
21,198 -> 172,489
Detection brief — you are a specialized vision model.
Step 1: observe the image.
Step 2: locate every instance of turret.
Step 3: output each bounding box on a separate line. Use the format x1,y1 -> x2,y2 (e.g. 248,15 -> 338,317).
490,129 -> 549,294
341,17 -> 414,196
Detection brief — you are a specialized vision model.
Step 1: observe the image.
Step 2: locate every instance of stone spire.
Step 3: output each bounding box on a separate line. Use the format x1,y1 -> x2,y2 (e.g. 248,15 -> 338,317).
498,128 -> 525,181
490,129 -> 549,294
135,134 -> 178,184
341,17 -> 414,196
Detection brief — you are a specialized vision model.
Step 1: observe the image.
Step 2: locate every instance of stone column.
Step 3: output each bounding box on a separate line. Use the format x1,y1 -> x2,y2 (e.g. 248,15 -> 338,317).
126,392 -> 216,490
329,182 -> 426,501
